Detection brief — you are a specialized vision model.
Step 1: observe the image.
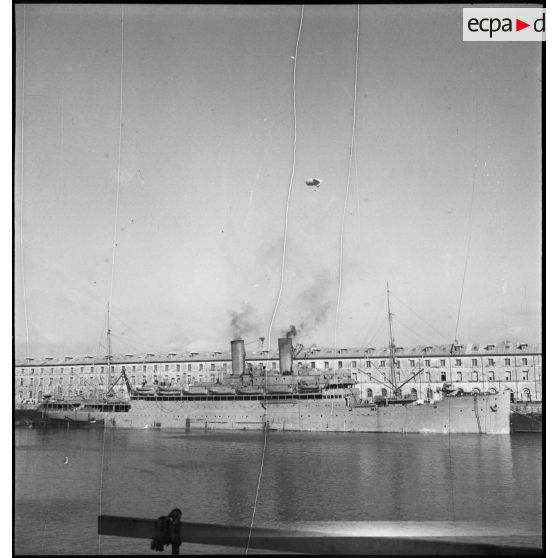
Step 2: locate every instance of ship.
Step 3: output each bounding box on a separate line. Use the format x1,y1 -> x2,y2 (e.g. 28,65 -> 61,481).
35,288 -> 511,433
37,334 -> 510,433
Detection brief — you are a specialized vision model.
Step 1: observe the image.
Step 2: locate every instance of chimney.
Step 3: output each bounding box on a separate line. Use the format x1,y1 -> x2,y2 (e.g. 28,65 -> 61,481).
278,337 -> 293,375
231,339 -> 246,375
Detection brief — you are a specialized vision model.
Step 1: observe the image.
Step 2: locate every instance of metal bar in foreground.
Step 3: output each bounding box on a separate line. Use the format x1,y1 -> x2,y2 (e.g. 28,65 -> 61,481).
98,515 -> 542,555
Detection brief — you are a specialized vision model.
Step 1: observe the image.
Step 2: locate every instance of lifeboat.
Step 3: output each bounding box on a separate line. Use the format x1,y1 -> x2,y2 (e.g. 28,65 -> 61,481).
297,381 -> 320,394
236,386 -> 264,396
208,386 -> 236,395
156,386 -> 183,396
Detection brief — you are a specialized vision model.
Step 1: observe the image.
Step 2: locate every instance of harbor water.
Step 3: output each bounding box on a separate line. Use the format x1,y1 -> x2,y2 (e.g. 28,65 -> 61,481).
15,428 -> 542,554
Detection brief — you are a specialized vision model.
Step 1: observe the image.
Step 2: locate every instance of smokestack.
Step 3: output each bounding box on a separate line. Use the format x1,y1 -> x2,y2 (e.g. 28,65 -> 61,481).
231,339 -> 245,375
278,337 -> 293,375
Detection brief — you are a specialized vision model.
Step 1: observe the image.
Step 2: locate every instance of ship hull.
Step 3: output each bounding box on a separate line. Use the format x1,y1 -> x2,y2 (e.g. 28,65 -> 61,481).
43,392 -> 510,433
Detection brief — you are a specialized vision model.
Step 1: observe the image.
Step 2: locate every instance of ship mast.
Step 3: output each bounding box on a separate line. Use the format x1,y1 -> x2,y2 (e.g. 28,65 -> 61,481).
106,302 -> 111,394
387,282 -> 398,397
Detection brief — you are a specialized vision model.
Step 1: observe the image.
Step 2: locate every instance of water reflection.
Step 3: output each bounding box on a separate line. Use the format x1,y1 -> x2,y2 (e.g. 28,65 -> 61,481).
15,429 -> 541,555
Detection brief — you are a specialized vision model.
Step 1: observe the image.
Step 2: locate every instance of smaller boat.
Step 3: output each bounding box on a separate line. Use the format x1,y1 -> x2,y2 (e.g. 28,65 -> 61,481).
156,386 -> 183,396
208,386 -> 237,395
297,381 -> 320,394
236,386 -> 264,396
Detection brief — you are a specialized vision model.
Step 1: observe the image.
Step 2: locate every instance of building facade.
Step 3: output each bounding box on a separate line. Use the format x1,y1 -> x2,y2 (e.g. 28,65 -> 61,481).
14,341 -> 542,404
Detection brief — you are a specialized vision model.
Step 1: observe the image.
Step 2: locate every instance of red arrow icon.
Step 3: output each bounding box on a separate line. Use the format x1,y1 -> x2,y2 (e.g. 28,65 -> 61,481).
516,19 -> 530,31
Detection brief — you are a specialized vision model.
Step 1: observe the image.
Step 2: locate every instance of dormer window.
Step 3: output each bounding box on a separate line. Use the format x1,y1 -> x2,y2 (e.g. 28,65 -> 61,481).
125,353 -> 134,357
25,357 -> 34,361
146,352 -> 155,357
189,352 -> 198,357
64,356 -> 73,361
168,352 -> 176,357
485,344 -> 495,350
518,343 -> 528,350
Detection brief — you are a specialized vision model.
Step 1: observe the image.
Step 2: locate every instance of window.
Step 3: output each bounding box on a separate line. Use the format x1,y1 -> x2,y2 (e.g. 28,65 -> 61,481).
505,371 -> 511,381
352,361 -> 357,368
90,366 -> 94,373
31,368 -> 35,374
211,363 -> 215,371
456,372 -> 462,382
410,359 -> 415,367
20,378 -> 24,386
521,358 -> 528,365
199,364 -> 203,371
440,359 -> 446,366
99,377 -> 104,384
426,372 -> 431,382
80,377 -> 85,386
272,362 -> 277,370
488,358 -> 495,366
80,367 -> 84,374
59,377 -> 63,384
425,359 -> 430,367
522,370 -> 529,381
176,364 -> 180,371
338,361 -> 343,369
131,376 -> 136,384
397,371 -> 401,381
187,375 -> 192,384
472,358 -> 478,366
455,359 -> 461,366
210,374 -> 215,383
366,360 -> 371,368
188,364 -> 192,371
69,376 -> 74,385
143,365 -> 147,372
311,361 -> 316,369
380,360 -> 386,367
504,358 -> 511,366
440,372 -> 446,381
111,366 -> 115,373
100,366 -> 104,373
367,388 -> 373,398
488,371 -> 494,381
472,371 -> 478,381
324,361 -> 330,369
165,365 -> 169,372
154,365 -> 158,372
49,377 -> 53,386
90,376 -> 94,384
132,365 -> 136,372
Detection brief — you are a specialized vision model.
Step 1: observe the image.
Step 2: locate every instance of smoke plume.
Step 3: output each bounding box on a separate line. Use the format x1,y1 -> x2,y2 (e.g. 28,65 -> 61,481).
229,303 -> 261,340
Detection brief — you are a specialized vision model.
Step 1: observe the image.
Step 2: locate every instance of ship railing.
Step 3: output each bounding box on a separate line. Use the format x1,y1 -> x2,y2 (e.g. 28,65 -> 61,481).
98,512 -> 542,556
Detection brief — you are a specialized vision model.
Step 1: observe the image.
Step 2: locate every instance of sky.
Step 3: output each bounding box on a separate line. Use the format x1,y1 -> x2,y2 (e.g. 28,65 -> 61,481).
13,4 -> 542,359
